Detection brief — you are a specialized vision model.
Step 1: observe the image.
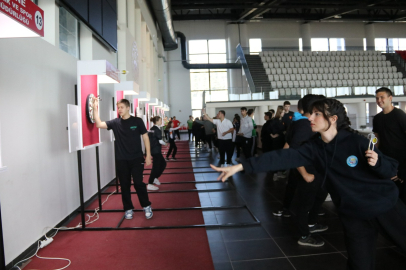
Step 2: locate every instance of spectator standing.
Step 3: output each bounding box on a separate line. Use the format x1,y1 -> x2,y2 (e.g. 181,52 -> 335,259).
281,101 -> 294,131
373,87 -> 406,203
187,115 -> 194,141
172,116 -> 181,140
238,107 -> 254,159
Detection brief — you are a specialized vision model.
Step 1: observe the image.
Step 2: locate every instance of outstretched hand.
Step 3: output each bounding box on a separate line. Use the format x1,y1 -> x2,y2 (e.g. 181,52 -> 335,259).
210,164 -> 244,182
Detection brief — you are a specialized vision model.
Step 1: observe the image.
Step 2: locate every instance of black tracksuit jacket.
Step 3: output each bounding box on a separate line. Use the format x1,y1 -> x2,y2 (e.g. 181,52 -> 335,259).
242,129 -> 399,219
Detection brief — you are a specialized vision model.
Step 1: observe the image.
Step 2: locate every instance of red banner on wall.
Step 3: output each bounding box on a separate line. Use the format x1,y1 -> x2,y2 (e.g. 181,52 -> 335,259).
81,75 -> 100,147
0,0 -> 45,37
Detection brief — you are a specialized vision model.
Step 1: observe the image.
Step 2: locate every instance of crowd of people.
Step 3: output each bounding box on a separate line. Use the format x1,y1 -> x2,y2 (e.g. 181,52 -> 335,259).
91,88 -> 406,270
210,88 -> 406,270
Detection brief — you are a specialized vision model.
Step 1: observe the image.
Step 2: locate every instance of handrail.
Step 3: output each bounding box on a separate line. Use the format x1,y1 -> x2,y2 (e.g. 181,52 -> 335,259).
236,44 -> 256,92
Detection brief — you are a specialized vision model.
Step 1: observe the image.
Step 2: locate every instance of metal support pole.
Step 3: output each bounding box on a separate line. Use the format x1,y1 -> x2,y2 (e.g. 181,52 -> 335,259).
77,150 -> 86,229
96,146 -> 102,210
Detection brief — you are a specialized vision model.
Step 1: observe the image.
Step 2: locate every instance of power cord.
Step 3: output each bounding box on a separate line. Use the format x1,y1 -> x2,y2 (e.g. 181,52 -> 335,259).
11,187 -> 120,270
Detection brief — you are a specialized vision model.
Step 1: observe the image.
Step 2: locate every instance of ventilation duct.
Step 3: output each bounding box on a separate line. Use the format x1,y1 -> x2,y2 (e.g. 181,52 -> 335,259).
150,0 -> 178,51
148,1 -> 241,69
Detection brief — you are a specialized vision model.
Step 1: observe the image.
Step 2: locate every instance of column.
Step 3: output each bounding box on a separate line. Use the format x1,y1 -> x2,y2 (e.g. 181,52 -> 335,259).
365,24 -> 375,51
357,102 -> 367,129
257,106 -> 268,125
300,23 -> 311,51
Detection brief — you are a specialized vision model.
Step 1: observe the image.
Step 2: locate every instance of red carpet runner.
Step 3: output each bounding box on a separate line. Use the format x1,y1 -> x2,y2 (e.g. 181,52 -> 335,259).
25,141 -> 215,270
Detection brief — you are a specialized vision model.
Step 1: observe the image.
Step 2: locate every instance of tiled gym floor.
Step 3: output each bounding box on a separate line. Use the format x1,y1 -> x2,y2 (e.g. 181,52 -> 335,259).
185,139 -> 406,270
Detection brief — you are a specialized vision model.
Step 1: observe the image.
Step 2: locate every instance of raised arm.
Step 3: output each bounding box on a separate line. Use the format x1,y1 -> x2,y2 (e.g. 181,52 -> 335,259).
202,110 -> 214,123
93,98 -> 108,129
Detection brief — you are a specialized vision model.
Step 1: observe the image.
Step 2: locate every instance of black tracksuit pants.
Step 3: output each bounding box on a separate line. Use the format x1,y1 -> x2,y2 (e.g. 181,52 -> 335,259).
219,139 -> 234,165
174,129 -> 180,140
166,138 -> 177,158
242,137 -> 253,158
283,169 -> 299,210
340,200 -> 406,270
294,172 -> 328,236
205,134 -> 214,149
148,154 -> 167,184
116,157 -> 151,211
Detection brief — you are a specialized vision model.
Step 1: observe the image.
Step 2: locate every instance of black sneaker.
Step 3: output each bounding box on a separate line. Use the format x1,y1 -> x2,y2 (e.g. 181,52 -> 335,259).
272,209 -> 291,217
272,210 -> 283,217
298,235 -> 325,247
309,224 -> 329,233
282,210 -> 292,217
165,157 -> 170,161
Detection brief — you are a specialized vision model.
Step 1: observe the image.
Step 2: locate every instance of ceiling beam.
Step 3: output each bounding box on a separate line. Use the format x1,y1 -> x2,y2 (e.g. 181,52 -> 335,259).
238,0 -> 272,21
172,14 -> 239,21
319,0 -> 391,20
172,4 -> 404,11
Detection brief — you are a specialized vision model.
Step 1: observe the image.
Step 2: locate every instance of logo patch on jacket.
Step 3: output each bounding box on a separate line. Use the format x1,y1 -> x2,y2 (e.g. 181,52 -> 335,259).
347,155 -> 358,167
130,126 -> 137,130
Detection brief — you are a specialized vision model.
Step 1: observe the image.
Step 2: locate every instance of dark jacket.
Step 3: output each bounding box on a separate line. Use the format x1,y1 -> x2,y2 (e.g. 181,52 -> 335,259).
148,126 -> 163,155
261,120 -> 272,152
285,118 -> 317,175
242,129 -> 399,219
270,119 -> 285,150
192,122 -> 203,138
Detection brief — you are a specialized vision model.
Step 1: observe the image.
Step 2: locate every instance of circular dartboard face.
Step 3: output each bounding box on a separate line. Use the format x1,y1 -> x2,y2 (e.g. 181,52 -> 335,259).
132,41 -> 139,83
86,94 -> 96,124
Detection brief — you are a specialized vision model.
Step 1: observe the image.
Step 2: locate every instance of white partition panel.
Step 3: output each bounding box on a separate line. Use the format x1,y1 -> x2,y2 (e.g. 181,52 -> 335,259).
67,104 -> 82,153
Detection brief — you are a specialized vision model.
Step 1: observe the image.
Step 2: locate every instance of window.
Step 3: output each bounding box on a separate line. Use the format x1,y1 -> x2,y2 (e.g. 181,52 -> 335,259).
363,38 -> 367,51
329,38 -> 345,51
375,38 -> 387,52
388,38 -> 406,52
366,103 -> 369,123
249,39 -> 262,55
299,38 -> 303,51
311,38 -> 329,51
189,39 -> 228,116
59,7 -> 80,58
311,38 -> 345,51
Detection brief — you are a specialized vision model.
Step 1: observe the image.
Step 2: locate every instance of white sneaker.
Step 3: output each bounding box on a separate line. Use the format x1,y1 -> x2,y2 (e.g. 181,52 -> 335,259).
125,209 -> 133,220
144,206 -> 153,219
153,178 -> 161,185
147,184 -> 159,191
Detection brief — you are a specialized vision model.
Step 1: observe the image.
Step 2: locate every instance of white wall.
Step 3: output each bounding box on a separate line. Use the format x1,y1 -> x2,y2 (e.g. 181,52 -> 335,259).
0,7 -> 117,266
0,38 -> 79,264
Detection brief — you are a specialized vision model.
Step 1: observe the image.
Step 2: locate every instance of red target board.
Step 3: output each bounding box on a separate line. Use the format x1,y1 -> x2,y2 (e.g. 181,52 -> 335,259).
81,75 -> 100,147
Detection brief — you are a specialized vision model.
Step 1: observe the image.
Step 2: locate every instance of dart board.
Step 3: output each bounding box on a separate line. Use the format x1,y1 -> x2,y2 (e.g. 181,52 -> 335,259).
86,93 -> 96,124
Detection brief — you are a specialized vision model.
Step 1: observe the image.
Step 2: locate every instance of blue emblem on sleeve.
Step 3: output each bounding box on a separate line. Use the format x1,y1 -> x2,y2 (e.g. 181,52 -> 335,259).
347,156 -> 358,167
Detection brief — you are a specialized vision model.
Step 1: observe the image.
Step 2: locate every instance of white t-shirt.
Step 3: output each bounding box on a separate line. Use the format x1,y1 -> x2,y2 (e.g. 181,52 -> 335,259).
213,118 -> 233,140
